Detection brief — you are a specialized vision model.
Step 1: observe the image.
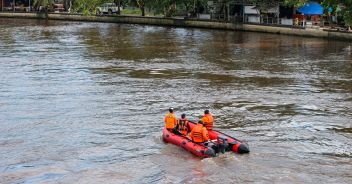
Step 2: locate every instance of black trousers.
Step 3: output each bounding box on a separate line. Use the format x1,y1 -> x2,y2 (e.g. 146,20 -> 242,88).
167,128 -> 183,135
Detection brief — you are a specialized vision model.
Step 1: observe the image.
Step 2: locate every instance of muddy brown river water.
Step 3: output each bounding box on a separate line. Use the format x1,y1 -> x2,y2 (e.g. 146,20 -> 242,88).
0,18 -> 351,183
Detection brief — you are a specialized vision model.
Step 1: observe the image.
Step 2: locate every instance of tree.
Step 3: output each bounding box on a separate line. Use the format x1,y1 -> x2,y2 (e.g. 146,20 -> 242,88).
151,0 -> 179,17
321,0 -> 338,14
113,0 -> 127,15
137,0 -> 146,16
128,0 -> 149,16
184,0 -> 208,17
321,0 -> 338,26
63,0 -> 74,11
144,0 -> 207,18
282,0 -> 307,7
72,0 -> 107,15
33,0 -> 54,12
343,0 -> 352,29
320,0 -> 352,29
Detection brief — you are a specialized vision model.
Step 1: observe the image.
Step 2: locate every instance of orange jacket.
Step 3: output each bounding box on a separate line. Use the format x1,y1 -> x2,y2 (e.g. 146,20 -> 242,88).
190,124 -> 209,143
201,114 -> 214,130
164,112 -> 177,129
176,119 -> 190,135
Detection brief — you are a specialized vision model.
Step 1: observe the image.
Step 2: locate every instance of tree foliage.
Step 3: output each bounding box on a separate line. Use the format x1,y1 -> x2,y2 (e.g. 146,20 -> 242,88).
71,0 -> 127,15
282,0 -> 352,27
128,0 -> 149,16
67,0 -> 352,27
127,0 -> 207,17
71,0 -> 105,15
113,0 -> 127,14
320,0 -> 352,27
282,0 -> 307,7
250,0 -> 307,7
321,0 -> 338,14
343,0 -> 352,26
33,0 -> 54,10
151,0 -> 178,17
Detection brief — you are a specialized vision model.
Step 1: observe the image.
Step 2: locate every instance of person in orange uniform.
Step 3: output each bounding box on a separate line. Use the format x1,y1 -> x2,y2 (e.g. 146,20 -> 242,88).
201,109 -> 214,131
164,108 -> 177,132
189,121 -> 209,143
175,113 -> 191,136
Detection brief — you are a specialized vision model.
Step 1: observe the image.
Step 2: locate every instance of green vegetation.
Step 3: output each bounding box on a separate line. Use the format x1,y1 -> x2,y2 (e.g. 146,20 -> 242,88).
29,0 -> 348,28
121,8 -> 142,15
251,0 -> 352,28
282,0 -> 307,7
72,0 -> 106,15
67,0 -> 207,17
279,0 -> 352,28
33,0 -> 54,12
342,0 -> 352,28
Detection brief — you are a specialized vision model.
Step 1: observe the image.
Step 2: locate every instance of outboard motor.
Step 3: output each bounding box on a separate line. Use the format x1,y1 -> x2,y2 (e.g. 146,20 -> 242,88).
237,143 -> 250,154
204,147 -> 216,157
204,142 -> 217,157
228,141 -> 250,154
217,135 -> 229,154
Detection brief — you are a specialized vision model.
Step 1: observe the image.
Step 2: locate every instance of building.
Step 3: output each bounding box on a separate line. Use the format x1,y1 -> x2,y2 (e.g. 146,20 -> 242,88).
0,0 -> 71,12
208,0 -> 281,22
208,0 -> 296,26
1,0 -> 31,12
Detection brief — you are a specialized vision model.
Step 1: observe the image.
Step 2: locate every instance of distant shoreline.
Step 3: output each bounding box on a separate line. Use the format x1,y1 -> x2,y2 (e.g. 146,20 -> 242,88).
1,12 -> 352,41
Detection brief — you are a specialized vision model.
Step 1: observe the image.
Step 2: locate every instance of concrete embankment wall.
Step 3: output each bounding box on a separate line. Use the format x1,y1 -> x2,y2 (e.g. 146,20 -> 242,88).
1,12 -> 352,41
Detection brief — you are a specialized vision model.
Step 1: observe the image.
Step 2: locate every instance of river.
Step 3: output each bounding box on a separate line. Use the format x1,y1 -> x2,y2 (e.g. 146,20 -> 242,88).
0,18 -> 351,184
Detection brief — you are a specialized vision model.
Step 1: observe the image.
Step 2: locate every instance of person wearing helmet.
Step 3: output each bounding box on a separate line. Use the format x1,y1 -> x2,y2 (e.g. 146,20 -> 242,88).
164,108 -> 177,132
189,120 -> 209,143
201,109 -> 214,130
175,113 -> 191,136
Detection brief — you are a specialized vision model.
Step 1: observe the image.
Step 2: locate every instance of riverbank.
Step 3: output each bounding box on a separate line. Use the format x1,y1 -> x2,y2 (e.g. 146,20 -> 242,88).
1,12 -> 352,41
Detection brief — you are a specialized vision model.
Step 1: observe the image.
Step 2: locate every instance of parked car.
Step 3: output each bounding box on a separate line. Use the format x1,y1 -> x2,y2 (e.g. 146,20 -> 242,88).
96,3 -> 119,15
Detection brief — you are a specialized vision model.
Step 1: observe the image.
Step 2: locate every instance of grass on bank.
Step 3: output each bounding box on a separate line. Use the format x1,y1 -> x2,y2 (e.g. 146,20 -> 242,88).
121,8 -> 162,17
121,8 -> 141,15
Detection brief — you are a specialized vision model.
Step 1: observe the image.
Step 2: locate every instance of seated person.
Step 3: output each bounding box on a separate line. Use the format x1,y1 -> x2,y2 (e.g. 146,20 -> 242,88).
189,121 -> 209,143
175,113 -> 191,135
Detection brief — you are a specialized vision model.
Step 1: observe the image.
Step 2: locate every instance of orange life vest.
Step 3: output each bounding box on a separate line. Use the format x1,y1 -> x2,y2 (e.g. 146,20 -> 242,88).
201,114 -> 214,130
177,119 -> 188,135
164,113 -> 177,129
190,124 -> 209,143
